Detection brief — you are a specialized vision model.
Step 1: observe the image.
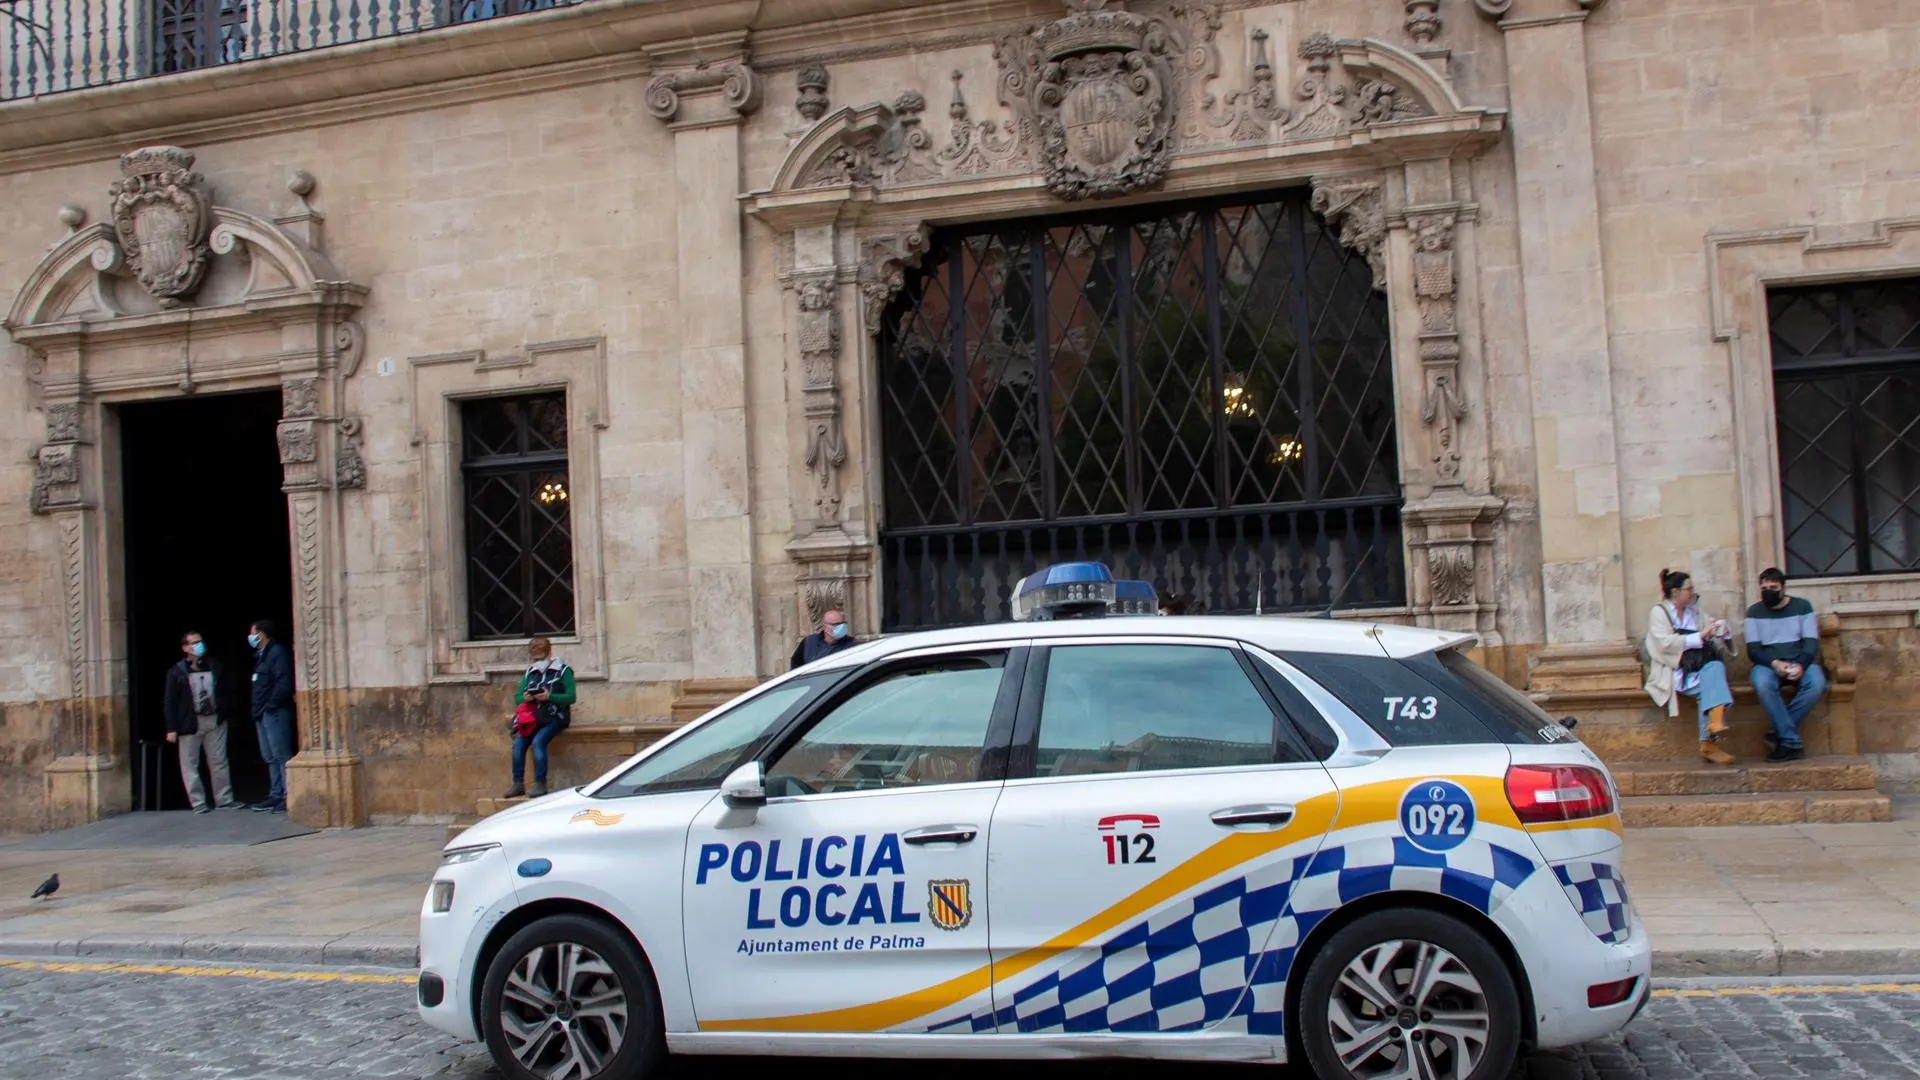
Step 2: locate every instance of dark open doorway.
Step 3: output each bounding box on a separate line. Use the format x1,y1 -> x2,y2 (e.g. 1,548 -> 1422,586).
120,390 -> 295,811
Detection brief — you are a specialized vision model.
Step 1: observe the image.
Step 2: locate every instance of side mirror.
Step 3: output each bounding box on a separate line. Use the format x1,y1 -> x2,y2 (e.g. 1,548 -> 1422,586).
720,761 -> 767,807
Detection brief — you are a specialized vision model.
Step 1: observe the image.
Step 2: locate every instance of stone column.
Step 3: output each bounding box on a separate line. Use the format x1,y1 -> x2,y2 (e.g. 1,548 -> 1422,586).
277,375 -> 366,827
1480,0 -> 1638,691
646,42 -> 763,679
31,397 -> 128,828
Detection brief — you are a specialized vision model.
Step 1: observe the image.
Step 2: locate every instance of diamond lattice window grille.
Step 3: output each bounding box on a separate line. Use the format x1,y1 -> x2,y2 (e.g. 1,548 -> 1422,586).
876,188 -> 1404,630
1769,276 -> 1920,578
460,392 -> 576,639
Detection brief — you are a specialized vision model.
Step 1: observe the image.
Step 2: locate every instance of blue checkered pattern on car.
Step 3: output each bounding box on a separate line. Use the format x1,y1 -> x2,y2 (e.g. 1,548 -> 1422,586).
1552,860 -> 1632,944
922,835 -> 1537,1036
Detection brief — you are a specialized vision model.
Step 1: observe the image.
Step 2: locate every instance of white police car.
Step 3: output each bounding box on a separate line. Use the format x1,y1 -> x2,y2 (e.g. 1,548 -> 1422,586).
419,563 -> 1648,1080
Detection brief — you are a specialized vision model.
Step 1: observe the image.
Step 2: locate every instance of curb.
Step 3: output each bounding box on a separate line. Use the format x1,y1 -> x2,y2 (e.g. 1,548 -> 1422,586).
0,933 -> 419,970
1655,944 -> 1920,980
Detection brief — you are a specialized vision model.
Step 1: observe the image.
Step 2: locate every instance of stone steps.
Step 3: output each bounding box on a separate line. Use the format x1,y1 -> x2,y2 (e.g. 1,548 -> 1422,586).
1610,754 -> 1892,827
1621,789 -> 1892,827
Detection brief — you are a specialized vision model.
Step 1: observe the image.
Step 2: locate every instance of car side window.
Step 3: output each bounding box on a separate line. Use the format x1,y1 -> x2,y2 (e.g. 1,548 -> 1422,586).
1277,650 -> 1508,746
764,653 -> 1008,795
1033,644 -> 1288,777
593,676 -> 831,799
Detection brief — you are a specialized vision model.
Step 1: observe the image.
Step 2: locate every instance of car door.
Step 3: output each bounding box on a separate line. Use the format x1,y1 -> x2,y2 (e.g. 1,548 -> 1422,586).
978,636 -> 1340,1038
680,642 -> 1026,1035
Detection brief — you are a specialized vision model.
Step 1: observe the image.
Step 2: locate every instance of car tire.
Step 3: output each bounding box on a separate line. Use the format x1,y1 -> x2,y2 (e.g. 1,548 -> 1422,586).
1296,908 -> 1521,1080
480,914 -> 666,1080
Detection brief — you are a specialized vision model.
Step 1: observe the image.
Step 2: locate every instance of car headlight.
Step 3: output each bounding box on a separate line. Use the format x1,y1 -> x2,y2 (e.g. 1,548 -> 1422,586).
429,880 -> 456,913
441,842 -> 499,866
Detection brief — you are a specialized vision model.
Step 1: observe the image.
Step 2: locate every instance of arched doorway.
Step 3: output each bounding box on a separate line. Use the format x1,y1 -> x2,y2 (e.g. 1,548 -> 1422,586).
875,186 -> 1404,630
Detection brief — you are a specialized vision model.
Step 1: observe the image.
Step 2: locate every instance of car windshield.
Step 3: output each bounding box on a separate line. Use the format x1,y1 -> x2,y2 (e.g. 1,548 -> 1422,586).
590,674 -> 835,799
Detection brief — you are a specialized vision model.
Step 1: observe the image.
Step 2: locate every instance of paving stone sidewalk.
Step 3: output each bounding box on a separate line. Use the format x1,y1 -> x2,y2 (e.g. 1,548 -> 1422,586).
0,811 -> 1914,976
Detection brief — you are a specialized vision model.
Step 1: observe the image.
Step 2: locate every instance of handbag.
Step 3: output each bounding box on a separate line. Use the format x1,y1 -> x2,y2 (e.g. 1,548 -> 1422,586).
1662,606 -> 1724,674
512,701 -> 539,738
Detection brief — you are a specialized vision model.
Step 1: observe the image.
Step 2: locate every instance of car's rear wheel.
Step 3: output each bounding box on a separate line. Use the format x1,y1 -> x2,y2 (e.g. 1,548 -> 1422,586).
480,914 -> 665,1080
1297,908 -> 1521,1080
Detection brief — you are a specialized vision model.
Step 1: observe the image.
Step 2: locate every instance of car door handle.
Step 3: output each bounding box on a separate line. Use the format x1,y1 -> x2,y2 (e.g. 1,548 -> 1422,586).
902,825 -> 979,845
1210,805 -> 1295,828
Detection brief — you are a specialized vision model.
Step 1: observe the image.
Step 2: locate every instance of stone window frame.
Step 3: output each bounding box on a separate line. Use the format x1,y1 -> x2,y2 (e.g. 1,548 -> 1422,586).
409,338 -> 610,684
1711,216 -> 1920,611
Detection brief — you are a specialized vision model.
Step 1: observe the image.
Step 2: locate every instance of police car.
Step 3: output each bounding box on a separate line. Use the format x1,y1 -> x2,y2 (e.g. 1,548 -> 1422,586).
419,562 -> 1648,1080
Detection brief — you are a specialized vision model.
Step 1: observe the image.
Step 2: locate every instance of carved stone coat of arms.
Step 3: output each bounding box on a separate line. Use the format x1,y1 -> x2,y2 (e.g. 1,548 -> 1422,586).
1024,1 -> 1176,200
108,146 -> 215,306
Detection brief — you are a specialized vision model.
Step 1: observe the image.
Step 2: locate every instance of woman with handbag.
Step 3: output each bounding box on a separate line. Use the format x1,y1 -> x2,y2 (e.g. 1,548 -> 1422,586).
503,636 -> 576,798
1643,569 -> 1739,765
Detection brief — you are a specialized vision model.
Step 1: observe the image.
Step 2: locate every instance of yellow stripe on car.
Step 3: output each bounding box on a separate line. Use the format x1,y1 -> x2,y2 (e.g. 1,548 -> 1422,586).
697,793 -> 1342,1032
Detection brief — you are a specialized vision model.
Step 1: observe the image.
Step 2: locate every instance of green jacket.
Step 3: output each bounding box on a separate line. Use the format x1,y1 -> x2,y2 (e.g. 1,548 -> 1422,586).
516,660 -> 576,728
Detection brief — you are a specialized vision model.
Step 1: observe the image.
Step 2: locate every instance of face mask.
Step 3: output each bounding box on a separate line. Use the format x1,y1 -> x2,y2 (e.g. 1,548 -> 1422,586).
1762,588 -> 1783,603
190,642 -> 206,658
247,634 -> 261,649
829,623 -> 850,641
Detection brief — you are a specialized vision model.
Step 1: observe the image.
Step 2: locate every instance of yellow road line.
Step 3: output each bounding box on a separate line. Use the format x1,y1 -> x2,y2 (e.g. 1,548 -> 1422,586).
0,958 -> 414,984
1650,983 -> 1920,999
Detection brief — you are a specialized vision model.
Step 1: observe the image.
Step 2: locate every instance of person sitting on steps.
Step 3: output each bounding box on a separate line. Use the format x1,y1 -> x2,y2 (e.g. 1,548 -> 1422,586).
1643,568 -> 1740,766
503,636 -> 575,799
1744,567 -> 1825,763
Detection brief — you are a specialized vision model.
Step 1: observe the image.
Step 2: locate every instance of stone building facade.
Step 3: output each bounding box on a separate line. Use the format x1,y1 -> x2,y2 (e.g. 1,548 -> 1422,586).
0,0 -> 1914,832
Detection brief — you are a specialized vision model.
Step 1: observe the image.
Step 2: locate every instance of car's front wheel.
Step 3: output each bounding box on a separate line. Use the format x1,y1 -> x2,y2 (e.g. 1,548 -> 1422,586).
480,914 -> 665,1080
1296,908 -> 1521,1080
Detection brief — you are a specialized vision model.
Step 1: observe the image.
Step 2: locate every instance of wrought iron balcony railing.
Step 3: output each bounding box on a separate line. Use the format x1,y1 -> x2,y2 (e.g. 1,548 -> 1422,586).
1,0 -> 564,100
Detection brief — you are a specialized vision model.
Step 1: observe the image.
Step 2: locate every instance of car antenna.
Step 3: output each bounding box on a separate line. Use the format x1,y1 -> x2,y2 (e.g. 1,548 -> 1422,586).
1310,549 -> 1372,620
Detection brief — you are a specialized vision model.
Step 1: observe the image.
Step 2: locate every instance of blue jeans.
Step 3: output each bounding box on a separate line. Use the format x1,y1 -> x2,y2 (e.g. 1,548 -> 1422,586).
1750,663 -> 1827,750
1687,660 -> 1735,740
255,707 -> 295,803
512,721 -> 562,786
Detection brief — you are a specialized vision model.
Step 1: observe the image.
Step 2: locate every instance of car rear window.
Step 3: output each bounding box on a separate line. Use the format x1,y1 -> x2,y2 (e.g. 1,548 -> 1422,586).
1279,646 -> 1571,747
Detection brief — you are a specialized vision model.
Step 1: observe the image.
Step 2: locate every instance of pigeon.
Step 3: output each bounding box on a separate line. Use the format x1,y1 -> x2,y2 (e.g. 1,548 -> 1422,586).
29,874 -> 57,900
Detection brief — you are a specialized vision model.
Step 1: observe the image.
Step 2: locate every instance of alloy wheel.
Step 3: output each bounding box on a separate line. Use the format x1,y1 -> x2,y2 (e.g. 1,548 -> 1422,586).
1324,938 -> 1492,1080
497,941 -> 630,1080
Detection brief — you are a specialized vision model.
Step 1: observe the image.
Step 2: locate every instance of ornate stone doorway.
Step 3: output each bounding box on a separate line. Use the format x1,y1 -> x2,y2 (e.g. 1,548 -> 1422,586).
119,391 -> 293,811
6,147 -> 370,829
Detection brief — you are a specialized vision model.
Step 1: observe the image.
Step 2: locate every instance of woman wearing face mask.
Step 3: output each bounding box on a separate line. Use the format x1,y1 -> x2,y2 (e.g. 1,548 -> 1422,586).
504,637 -> 574,799
789,608 -> 860,671
1643,569 -> 1740,765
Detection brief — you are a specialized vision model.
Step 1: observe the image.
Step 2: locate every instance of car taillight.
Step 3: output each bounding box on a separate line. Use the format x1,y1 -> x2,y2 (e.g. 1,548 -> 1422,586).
1505,764 -> 1614,824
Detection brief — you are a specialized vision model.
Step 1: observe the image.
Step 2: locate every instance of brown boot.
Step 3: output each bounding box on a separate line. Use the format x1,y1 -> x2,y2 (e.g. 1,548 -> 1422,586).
1700,740 -> 1735,766
1705,705 -> 1730,740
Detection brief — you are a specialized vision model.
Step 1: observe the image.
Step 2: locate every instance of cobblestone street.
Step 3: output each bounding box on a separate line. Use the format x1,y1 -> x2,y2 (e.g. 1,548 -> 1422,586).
4,958 -> 1920,1079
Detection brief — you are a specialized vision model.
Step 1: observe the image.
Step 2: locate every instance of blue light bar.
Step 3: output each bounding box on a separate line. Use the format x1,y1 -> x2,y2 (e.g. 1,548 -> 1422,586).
1111,579 -> 1159,615
1009,561 -> 1116,621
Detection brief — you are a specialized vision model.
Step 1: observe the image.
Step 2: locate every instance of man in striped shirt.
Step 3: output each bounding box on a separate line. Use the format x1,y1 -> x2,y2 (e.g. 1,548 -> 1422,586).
1744,567 -> 1826,763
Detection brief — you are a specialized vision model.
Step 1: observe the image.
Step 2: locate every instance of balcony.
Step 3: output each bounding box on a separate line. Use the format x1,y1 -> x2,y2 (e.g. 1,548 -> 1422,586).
0,0 -> 571,100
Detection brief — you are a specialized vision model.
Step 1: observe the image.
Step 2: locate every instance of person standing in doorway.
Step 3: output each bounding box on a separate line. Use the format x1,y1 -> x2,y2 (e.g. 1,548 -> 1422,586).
163,631 -> 237,813
505,636 -> 574,799
248,619 -> 296,814
789,608 -> 859,670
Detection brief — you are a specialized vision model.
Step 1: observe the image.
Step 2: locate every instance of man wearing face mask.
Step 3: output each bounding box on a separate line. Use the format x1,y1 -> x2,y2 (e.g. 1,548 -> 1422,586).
247,619 -> 297,813
1744,568 -> 1825,763
790,608 -> 859,670
162,631 -> 237,813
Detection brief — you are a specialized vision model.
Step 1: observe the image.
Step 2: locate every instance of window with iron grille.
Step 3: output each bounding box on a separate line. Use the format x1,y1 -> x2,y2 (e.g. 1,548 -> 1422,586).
877,187 -> 1404,631
1770,275 -> 1920,578
152,0 -> 248,73
460,392 -> 575,640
